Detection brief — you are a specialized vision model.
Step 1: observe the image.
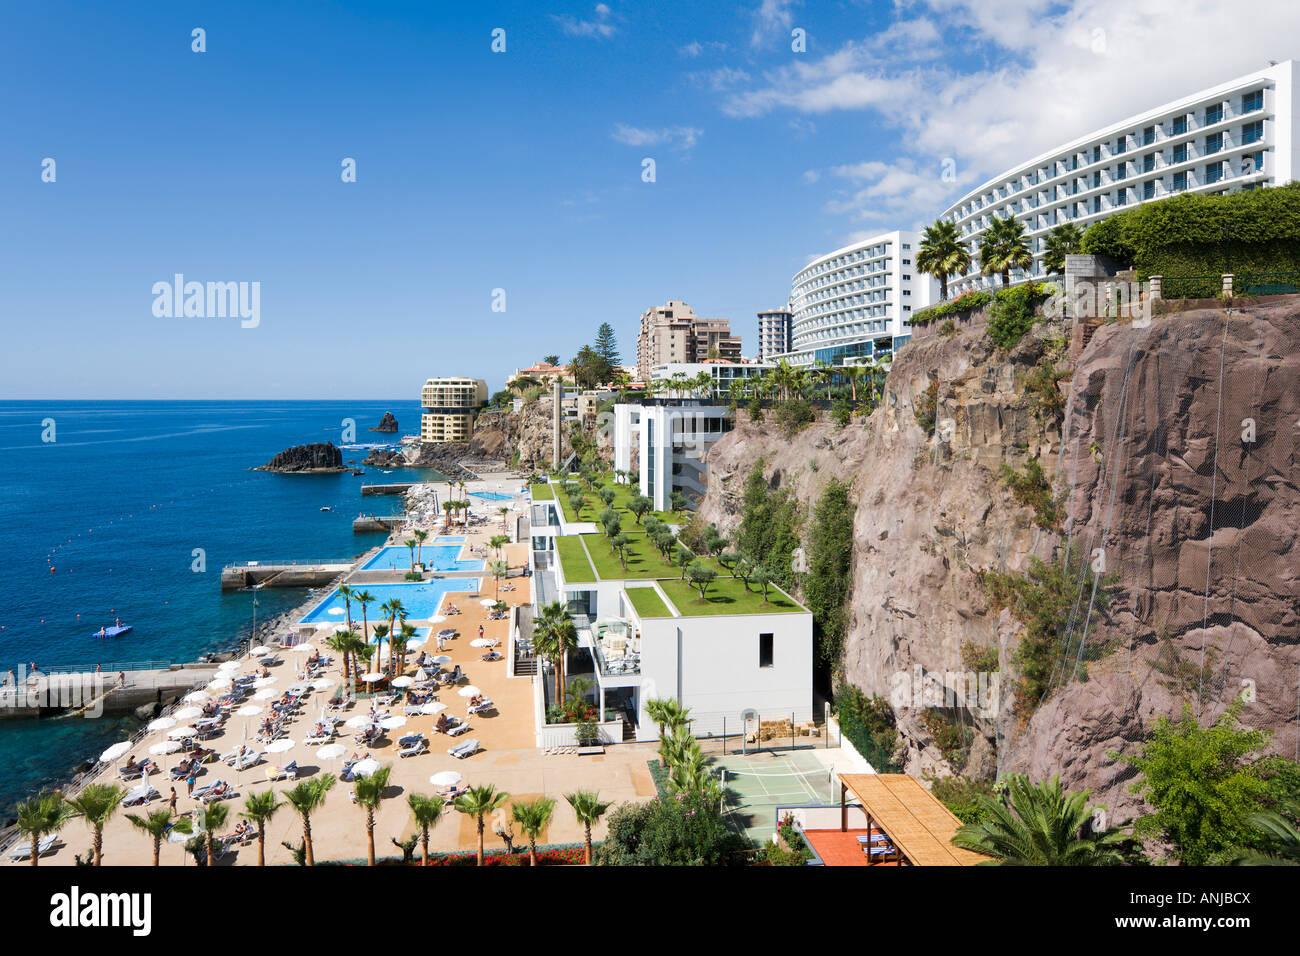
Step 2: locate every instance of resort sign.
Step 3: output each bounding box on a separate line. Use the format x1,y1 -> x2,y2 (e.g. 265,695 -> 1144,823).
151,274 -> 260,328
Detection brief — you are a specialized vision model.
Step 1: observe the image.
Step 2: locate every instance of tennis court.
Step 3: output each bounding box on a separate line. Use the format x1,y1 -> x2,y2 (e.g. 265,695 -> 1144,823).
714,749 -> 836,846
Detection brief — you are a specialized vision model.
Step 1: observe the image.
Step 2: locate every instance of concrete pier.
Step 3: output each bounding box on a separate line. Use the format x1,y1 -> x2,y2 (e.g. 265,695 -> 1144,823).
220,562 -> 352,591
0,664 -> 219,719
361,483 -> 415,496
353,515 -> 406,533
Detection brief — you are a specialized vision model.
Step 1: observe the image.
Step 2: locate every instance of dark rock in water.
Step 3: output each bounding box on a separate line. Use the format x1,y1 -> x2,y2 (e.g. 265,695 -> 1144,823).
370,411 -> 399,433
362,442 -> 478,479
133,702 -> 158,722
256,442 -> 347,473
73,761 -> 93,775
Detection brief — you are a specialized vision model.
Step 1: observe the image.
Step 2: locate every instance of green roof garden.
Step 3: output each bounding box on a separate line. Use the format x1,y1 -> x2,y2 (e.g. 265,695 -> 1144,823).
549,473 -> 686,526
529,483 -> 554,501
655,575 -> 805,617
625,585 -> 673,619
555,535 -> 596,583
579,532 -> 722,581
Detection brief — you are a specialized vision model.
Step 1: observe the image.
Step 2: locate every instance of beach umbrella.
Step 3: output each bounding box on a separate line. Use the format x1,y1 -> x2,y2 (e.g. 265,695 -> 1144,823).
379,715 -> 407,731
470,638 -> 495,648
250,645 -> 271,656
182,692 -> 209,704
253,688 -> 277,701
391,676 -> 414,688
416,702 -> 446,715
331,624 -> 348,633
100,742 -> 131,762
457,685 -> 481,698
430,655 -> 452,666
207,677 -> 232,690
292,644 -> 315,654
265,738 -> 295,754
428,615 -> 447,624
361,672 -> 385,683
344,715 -> 374,729
312,678 -> 336,691
414,668 -> 429,682
316,743 -> 346,761
149,740 -> 181,756
253,677 -> 277,688
236,705 -> 263,717
218,660 -> 241,671
173,706 -> 202,720
147,716 -> 177,731
166,726 -> 195,739
479,599 -> 496,607
351,758 -> 381,777
406,636 -> 426,647
430,770 -> 461,787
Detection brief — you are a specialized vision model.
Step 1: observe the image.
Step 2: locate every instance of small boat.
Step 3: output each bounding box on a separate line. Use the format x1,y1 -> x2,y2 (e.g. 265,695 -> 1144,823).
320,506 -> 333,512
95,624 -> 133,639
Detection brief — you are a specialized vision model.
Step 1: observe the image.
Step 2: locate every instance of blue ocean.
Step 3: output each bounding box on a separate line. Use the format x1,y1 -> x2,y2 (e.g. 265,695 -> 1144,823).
0,400 -> 440,814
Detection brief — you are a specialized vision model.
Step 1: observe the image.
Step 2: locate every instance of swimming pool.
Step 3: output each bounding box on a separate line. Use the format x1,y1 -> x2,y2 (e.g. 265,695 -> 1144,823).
470,491 -> 514,501
360,544 -> 483,573
299,581 -> 481,624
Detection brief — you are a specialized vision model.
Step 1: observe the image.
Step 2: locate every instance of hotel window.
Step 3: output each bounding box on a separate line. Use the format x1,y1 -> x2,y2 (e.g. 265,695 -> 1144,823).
1173,143 -> 1187,164
1143,180 -> 1156,200
1116,161 -> 1128,180
1205,132 -> 1223,155
1173,171 -> 1187,192
1205,103 -> 1223,126
1243,90 -> 1263,113
1093,196 -> 1102,214
1117,188 -> 1128,206
1242,120 -> 1263,145
1115,136 -> 1127,155
1092,145 -> 1102,164
1143,125 -> 1156,145
1093,171 -> 1101,188
1143,153 -> 1156,173
1243,151 -> 1264,176
1171,114 -> 1187,136
1206,162 -> 1224,185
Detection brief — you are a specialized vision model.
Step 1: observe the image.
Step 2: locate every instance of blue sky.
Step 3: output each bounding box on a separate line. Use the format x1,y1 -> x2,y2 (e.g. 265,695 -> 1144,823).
2,0 -> 1291,398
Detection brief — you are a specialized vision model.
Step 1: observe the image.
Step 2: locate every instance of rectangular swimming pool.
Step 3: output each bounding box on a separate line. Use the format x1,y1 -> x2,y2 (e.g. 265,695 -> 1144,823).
470,491 -> 514,501
299,580 -> 481,624
360,544 -> 483,573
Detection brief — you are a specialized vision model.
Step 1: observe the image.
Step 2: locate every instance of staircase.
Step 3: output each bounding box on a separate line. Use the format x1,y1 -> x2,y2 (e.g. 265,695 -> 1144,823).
622,720 -> 637,742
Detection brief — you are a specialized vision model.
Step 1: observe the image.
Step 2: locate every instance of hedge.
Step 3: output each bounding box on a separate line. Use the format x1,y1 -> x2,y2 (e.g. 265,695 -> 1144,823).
910,289 -> 992,326
1080,182 -> 1300,277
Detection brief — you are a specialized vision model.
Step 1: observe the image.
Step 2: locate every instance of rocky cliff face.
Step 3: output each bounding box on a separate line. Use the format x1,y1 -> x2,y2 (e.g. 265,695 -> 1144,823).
256,442 -> 345,472
470,399 -> 568,472
698,298 -> 1299,818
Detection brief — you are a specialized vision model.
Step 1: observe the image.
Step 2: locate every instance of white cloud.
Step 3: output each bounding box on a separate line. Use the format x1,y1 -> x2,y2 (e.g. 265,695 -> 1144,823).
689,66 -> 752,92
820,158 -> 978,225
750,0 -> 798,49
802,169 -> 820,183
553,4 -> 618,39
611,123 -> 703,151
680,39 -> 728,58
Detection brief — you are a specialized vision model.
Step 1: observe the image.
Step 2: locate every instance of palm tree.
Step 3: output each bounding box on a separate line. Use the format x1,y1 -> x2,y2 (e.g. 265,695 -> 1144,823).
841,364 -> 865,403
532,600 -> 577,711
370,623 -> 390,683
325,631 -> 353,685
950,774 -> 1132,865
193,801 -> 230,867
645,697 -> 674,744
442,500 -> 455,529
16,791 -> 75,866
412,530 -> 429,566
454,785 -> 511,866
490,559 -> 509,598
284,774 -> 337,866
353,764 -> 393,866
565,790 -> 611,865
979,215 -> 1034,287
391,622 -> 416,677
126,808 -> 190,866
512,797 -> 556,867
240,789 -> 283,866
1042,222 -> 1085,276
354,590 -> 375,644
338,583 -> 355,631
66,783 -> 126,866
498,506 -> 510,530
403,537 -> 419,570
407,793 -> 447,866
916,219 -> 972,301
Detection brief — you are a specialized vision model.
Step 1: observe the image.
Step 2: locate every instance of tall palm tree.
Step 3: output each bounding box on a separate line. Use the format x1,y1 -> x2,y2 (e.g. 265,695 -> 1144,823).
491,559 -> 509,599
66,783 -> 126,866
979,215 -> 1034,287
284,774 -> 337,866
1042,222 -> 1085,276
916,218 -> 972,301
454,785 -> 511,866
354,590 -> 375,644
442,500 -> 455,529
370,623 -> 390,684
565,790 -> 611,865
353,764 -> 393,866
512,797 -> 556,867
391,623 -> 416,677
498,506 -> 510,531
240,789 -> 283,867
15,791 -> 75,867
407,793 -> 447,866
645,697 -> 674,744
841,364 -> 865,403
532,601 -> 577,710
338,583 -> 355,631
412,530 -> 428,567
193,801 -> 230,867
325,631 -> 353,685
126,808 -> 190,866
403,537 -> 419,570
951,774 -> 1132,865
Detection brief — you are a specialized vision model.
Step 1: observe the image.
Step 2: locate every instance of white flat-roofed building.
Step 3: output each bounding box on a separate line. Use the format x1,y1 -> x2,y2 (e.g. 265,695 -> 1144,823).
770,229 -> 936,368
612,401 -> 734,513
648,361 -> 773,401
757,308 -> 792,360
941,60 -> 1299,295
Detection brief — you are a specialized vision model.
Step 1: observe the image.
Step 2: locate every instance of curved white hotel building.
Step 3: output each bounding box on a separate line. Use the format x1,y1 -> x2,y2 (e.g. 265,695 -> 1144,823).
771,229 -> 937,367
940,60 -> 1299,295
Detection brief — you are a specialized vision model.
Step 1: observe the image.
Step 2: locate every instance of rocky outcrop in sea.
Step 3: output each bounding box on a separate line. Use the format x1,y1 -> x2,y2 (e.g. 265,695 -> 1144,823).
255,442 -> 346,473
370,411 -> 399,433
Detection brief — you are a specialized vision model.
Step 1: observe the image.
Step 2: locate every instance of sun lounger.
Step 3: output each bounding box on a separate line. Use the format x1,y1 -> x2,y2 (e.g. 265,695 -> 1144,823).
121,783 -> 159,807
199,781 -> 235,804
467,699 -> 494,716
7,835 -> 60,860
445,719 -> 472,737
398,736 -> 428,758
303,726 -> 335,746
265,761 -> 298,781
118,762 -> 147,781
447,738 -> 481,759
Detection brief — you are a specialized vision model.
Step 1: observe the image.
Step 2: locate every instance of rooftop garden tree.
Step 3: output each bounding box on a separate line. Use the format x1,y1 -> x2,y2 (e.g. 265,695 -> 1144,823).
628,495 -> 652,524
685,561 -> 717,600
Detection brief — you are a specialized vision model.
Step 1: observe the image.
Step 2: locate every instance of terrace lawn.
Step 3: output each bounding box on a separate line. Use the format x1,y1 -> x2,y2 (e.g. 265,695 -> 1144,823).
530,483 -> 554,500
553,474 -> 685,526
625,585 -> 673,619
656,575 -> 805,616
580,533 -> 723,581
555,535 -> 596,583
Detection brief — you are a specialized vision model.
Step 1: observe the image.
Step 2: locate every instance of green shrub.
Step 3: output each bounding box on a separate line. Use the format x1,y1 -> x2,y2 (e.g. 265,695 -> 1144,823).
774,398 -> 815,436
929,776 -> 998,825
986,283 -> 1053,350
835,682 -> 899,772
910,289 -> 993,326
1024,360 -> 1070,424
922,708 -> 973,769
961,640 -> 1000,672
914,378 -> 938,434
999,457 -> 1062,531
830,400 -> 852,428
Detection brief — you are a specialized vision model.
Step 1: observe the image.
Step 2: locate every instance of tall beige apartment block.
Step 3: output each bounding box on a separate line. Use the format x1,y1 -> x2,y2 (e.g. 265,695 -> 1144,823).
420,376 -> 488,443
636,300 -> 742,382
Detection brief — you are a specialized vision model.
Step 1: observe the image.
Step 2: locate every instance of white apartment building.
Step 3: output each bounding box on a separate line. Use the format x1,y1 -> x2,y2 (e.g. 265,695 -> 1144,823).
612,401 -> 734,512
770,229 -> 937,368
648,361 -> 772,401
757,308 -> 793,360
941,60 -> 1298,295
